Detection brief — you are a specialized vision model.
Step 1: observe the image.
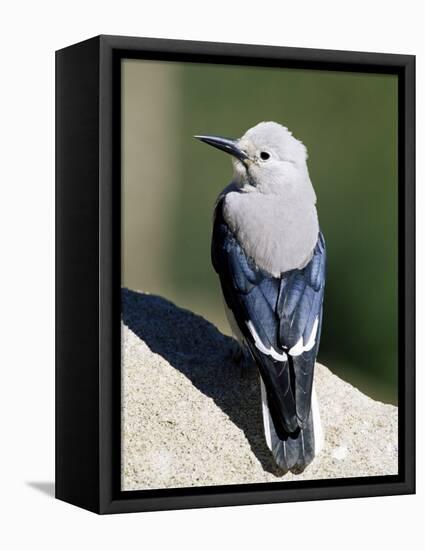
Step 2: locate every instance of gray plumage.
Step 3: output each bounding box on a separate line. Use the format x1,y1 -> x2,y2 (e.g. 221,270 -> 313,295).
196,121 -> 326,473
223,122 -> 318,276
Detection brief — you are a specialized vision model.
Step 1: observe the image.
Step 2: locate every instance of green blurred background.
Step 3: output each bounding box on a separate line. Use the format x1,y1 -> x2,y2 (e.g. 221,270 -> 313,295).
122,59 -> 398,404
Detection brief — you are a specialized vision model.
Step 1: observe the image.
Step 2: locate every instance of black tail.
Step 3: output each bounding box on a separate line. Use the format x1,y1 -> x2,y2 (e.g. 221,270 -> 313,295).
260,378 -> 316,474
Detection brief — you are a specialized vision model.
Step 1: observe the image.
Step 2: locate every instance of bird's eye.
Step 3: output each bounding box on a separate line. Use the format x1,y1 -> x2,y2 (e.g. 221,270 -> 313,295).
260,151 -> 270,161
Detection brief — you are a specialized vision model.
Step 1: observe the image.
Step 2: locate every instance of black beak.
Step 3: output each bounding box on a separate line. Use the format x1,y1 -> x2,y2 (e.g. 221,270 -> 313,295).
194,135 -> 249,163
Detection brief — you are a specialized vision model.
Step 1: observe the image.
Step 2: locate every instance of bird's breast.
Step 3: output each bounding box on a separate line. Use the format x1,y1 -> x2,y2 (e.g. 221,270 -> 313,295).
222,191 -> 319,277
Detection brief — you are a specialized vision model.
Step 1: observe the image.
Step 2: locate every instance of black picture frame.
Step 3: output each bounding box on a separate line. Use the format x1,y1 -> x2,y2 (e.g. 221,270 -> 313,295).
56,34 -> 415,514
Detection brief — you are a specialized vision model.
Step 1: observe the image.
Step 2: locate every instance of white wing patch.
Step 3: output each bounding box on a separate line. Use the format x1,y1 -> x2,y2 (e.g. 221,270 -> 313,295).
246,320 -> 288,362
289,317 -> 319,357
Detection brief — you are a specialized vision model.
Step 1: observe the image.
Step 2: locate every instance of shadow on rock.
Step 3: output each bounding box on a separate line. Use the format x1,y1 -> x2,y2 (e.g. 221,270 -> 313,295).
121,288 -> 282,475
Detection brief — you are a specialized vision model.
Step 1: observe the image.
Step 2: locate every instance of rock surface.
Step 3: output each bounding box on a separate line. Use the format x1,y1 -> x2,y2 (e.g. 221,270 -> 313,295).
121,288 -> 398,491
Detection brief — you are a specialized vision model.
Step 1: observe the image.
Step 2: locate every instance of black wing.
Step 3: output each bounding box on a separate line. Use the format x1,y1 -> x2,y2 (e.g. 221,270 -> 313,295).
212,198 -> 326,436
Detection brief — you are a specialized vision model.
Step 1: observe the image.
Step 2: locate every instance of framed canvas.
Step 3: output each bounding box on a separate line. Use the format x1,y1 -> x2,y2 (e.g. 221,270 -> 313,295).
56,35 -> 415,514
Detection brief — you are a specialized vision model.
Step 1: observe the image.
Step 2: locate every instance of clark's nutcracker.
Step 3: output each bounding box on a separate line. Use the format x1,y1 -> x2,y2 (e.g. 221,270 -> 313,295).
195,122 -> 326,473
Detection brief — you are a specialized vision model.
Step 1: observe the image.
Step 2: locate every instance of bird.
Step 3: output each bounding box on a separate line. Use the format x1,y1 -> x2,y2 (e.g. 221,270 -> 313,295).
195,121 -> 326,474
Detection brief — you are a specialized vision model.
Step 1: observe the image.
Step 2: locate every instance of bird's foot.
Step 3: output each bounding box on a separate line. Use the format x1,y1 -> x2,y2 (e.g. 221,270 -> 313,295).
227,339 -> 243,363
227,341 -> 253,379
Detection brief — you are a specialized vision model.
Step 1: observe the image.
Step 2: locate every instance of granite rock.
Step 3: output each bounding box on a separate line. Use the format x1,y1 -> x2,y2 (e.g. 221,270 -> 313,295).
121,288 -> 398,491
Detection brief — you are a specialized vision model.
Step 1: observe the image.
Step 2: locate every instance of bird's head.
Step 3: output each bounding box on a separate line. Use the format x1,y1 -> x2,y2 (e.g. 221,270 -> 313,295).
195,121 -> 314,200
